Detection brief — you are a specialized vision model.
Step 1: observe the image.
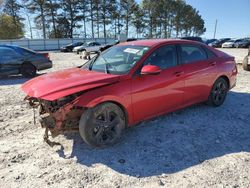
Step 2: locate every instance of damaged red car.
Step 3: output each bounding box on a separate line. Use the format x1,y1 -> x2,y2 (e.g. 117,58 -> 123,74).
22,39 -> 237,147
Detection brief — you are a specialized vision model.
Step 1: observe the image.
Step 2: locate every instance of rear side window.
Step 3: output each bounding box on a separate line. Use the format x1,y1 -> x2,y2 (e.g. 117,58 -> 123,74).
180,44 -> 207,64
20,47 -> 36,56
203,47 -> 217,59
144,45 -> 177,69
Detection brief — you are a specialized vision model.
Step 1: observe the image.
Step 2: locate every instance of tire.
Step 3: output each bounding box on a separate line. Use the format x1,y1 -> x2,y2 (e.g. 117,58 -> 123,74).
207,78 -> 229,107
79,102 -> 126,148
20,63 -> 37,78
243,56 -> 250,71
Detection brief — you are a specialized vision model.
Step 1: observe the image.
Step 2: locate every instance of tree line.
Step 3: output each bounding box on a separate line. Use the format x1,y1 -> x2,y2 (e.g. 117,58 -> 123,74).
0,0 -> 206,40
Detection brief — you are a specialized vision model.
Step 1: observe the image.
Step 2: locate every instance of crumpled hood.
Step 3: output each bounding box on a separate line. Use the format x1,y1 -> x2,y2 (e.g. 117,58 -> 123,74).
21,68 -> 120,101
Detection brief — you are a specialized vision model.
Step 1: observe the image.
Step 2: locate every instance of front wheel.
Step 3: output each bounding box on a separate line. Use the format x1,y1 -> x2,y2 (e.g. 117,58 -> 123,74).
79,103 -> 126,148
207,78 -> 229,107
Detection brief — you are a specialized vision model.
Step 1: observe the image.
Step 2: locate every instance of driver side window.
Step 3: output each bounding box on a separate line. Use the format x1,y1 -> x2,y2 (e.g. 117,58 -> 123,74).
144,45 -> 177,69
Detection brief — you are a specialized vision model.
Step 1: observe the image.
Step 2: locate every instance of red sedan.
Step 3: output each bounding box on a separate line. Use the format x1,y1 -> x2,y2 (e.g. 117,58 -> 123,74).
22,39 -> 237,147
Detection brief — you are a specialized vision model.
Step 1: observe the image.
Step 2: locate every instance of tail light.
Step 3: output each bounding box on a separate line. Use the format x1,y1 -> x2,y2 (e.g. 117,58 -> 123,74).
233,60 -> 238,75
43,53 -> 50,60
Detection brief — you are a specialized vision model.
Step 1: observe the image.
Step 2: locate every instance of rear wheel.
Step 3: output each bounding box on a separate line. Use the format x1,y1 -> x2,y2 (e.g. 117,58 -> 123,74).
207,78 -> 229,107
79,103 -> 126,148
20,63 -> 37,78
243,56 -> 250,71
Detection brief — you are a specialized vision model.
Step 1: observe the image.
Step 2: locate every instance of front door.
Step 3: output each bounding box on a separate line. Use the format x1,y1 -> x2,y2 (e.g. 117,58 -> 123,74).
131,45 -> 185,123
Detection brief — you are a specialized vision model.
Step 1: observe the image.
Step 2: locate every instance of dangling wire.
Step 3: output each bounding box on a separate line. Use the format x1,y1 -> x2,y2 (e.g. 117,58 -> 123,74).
33,107 -> 36,125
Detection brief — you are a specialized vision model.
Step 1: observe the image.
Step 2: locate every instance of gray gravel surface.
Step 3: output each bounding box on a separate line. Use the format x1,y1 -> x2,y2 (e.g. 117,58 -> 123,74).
0,51 -> 250,188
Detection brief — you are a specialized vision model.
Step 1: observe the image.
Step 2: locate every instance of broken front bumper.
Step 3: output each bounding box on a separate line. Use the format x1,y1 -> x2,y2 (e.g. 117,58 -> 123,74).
25,96 -> 84,139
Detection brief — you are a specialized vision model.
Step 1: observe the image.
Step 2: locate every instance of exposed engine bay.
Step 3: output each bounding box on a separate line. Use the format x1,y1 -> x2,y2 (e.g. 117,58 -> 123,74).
25,93 -> 85,144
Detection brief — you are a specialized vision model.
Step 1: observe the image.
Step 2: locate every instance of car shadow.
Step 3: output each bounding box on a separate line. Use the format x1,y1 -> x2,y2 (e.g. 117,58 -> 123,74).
0,73 -> 45,86
56,91 -> 250,177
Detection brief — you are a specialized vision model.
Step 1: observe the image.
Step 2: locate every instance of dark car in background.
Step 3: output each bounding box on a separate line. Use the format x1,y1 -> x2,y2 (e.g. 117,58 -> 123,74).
0,45 -> 52,78
209,38 -> 231,48
180,36 -> 204,43
100,38 -> 138,52
234,39 -> 250,48
222,39 -> 243,48
60,42 -> 84,52
205,39 -> 217,45
126,38 -> 137,42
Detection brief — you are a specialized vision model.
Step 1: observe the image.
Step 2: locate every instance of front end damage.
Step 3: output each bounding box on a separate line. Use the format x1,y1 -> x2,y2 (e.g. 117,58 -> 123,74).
25,94 -> 85,143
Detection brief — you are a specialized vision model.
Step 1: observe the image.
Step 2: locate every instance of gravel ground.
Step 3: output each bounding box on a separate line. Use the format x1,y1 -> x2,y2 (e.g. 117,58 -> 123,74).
0,49 -> 250,188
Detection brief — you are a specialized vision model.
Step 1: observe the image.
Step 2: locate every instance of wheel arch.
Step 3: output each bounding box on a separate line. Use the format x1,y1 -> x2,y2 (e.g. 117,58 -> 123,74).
75,95 -> 131,127
21,61 -> 37,69
217,75 -> 230,88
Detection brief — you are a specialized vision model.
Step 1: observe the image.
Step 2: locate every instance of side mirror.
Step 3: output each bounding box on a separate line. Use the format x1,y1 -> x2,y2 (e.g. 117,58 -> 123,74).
141,65 -> 161,75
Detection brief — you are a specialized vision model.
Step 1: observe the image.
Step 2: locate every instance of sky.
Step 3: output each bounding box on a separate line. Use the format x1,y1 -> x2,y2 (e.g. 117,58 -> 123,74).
185,0 -> 250,39
137,0 -> 250,39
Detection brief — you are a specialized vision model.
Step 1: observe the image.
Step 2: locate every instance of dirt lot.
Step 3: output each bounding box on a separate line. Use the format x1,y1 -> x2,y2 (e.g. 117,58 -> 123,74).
0,49 -> 250,188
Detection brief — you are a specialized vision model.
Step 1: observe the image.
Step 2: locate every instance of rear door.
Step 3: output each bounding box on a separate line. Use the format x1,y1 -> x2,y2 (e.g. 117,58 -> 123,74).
178,44 -> 218,105
131,45 -> 185,122
0,47 -> 24,74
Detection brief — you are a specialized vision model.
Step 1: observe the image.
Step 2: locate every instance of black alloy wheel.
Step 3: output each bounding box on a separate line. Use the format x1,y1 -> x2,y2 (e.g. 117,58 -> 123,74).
79,103 -> 125,147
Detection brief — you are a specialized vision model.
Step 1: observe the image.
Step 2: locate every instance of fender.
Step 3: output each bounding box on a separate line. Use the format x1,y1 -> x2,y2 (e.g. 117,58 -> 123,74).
74,80 -> 134,125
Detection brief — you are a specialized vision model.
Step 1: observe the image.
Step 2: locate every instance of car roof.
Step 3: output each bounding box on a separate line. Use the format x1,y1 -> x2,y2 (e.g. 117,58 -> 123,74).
0,44 -> 17,48
118,39 -> 203,47
0,44 -> 21,50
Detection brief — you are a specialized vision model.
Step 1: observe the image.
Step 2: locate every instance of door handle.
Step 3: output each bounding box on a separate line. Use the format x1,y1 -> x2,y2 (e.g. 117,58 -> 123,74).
209,62 -> 217,66
174,71 -> 184,77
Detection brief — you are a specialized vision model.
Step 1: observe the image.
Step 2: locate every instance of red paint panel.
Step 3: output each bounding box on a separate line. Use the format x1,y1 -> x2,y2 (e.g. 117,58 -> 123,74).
21,39 -> 238,127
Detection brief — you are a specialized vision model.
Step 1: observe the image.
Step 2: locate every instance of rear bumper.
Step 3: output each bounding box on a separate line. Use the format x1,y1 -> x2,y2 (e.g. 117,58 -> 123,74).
229,69 -> 237,90
36,61 -> 53,71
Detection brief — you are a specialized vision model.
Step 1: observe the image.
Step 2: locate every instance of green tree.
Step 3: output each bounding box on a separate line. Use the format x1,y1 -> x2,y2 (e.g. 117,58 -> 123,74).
120,0 -> 137,37
60,0 -> 82,38
24,0 -> 47,39
142,0 -> 206,38
0,14 -> 24,39
3,0 -> 24,36
99,0 -> 116,42
55,17 -> 71,38
142,0 -> 158,38
80,0 -> 90,39
45,0 -> 60,38
132,4 -> 145,38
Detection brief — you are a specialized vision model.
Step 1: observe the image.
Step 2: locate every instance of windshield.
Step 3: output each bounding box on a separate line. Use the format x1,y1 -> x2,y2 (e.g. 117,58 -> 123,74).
87,45 -> 149,75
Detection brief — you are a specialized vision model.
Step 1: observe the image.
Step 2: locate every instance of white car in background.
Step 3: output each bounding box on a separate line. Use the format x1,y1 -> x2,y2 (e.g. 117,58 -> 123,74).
73,42 -> 103,54
221,39 -> 242,48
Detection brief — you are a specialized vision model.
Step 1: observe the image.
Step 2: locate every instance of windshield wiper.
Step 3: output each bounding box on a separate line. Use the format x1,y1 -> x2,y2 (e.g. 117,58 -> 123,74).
100,54 -> 110,74
89,52 -> 111,74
